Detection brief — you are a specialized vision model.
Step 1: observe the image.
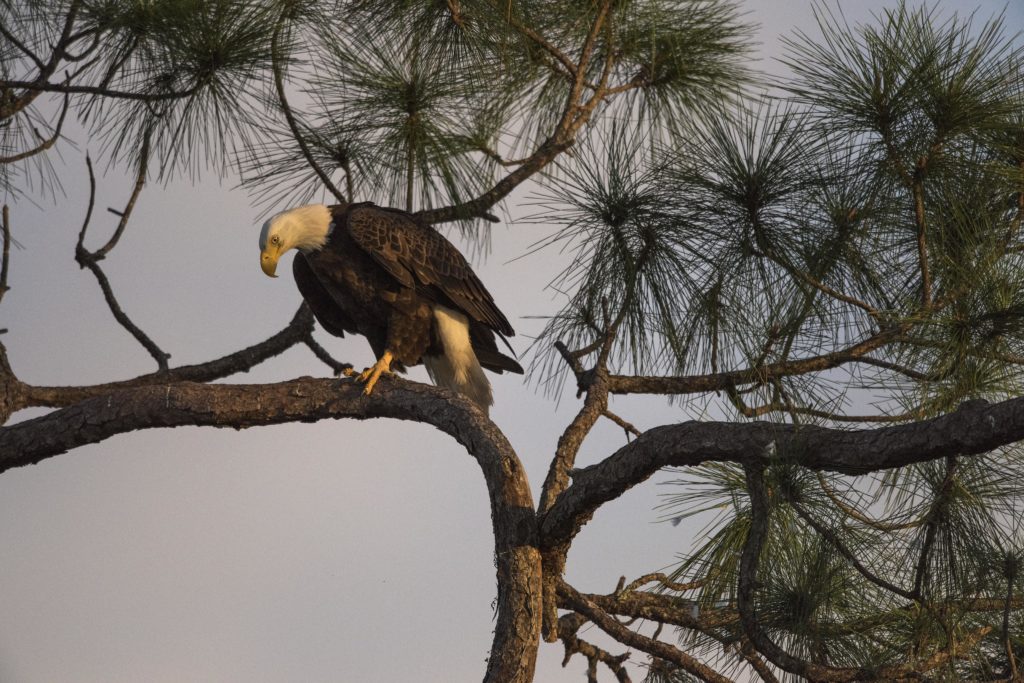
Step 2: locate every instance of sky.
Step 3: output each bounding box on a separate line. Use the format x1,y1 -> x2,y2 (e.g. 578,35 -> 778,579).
1,1 -> 1022,682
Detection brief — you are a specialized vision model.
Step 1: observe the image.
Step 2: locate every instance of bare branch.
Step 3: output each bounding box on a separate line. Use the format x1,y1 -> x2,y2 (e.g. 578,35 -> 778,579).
815,473 -> 922,532
559,581 -> 736,683
603,410 -> 641,438
303,335 -> 352,376
74,157 -> 170,371
541,397 -> 1024,545
0,92 -> 70,163
270,14 -> 346,205
607,331 -> 898,396
788,499 -> 916,600
0,376 -> 542,683
0,78 -> 200,103
94,131 -> 150,259
0,22 -> 46,71
913,163 -> 931,309
17,305 -> 316,410
557,613 -> 632,683
620,573 -> 703,595
0,205 -> 11,305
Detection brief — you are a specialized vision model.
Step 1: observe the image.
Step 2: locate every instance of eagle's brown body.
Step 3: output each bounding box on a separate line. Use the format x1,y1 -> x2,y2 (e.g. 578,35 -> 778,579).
261,202 -> 522,411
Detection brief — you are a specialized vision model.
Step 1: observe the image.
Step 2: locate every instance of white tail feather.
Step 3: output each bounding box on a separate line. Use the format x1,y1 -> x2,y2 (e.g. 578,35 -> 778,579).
423,305 -> 492,414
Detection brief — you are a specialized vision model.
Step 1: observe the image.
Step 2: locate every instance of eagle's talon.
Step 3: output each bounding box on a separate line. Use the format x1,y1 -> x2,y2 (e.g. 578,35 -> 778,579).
354,351 -> 394,396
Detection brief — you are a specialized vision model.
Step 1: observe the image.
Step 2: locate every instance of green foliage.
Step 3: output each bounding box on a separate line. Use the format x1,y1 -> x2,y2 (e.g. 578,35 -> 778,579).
5,2 -> 1024,677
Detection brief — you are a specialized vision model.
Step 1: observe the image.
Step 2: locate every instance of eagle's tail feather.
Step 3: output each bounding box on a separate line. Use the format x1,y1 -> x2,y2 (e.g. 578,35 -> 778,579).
424,306 -> 493,415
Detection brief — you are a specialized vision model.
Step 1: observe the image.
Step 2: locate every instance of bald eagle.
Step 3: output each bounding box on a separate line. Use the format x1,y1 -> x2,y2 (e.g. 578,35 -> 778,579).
258,203 -> 523,413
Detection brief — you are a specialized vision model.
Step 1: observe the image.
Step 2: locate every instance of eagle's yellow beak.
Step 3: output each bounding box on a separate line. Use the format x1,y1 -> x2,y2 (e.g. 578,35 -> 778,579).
260,248 -> 280,278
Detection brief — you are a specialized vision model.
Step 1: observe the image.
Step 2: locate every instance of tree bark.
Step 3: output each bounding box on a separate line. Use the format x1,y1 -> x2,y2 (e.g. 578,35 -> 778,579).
0,376 -> 542,683
540,397 -> 1024,545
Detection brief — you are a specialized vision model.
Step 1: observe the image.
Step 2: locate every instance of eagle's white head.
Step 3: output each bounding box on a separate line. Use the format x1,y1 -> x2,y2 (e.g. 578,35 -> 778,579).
258,204 -> 333,277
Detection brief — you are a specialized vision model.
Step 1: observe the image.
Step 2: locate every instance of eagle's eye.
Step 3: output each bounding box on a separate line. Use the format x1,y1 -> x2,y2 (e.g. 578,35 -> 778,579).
271,235 -> 280,245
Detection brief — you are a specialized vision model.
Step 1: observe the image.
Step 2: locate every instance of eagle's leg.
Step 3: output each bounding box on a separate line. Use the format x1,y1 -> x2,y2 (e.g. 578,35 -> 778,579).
355,350 -> 394,395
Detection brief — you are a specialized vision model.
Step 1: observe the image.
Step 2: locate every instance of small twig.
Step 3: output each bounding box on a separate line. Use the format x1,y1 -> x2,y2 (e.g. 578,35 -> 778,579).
557,613 -> 632,683
475,143 -> 533,168
304,336 -> 352,376
1004,558 -> 1019,680
559,580 -> 733,683
94,130 -> 149,259
1,78 -> 199,103
74,154 -> 98,253
602,409 -> 640,439
912,456 -> 958,600
815,473 -> 921,532
444,0 -> 466,27
619,572 -> 703,595
554,340 -> 587,396
738,639 -> 781,683
0,22 -> 46,71
270,13 -> 346,204
913,164 -> 931,309
789,499 -> 916,601
0,205 -> 11,305
0,92 -> 70,163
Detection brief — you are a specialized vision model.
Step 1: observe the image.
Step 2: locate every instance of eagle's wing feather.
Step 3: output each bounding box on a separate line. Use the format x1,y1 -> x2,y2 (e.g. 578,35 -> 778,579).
345,206 -> 515,337
292,252 -> 358,338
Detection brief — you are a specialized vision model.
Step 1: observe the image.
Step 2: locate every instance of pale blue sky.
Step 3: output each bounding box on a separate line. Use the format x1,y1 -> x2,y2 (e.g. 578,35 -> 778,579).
1,2 -> 1021,681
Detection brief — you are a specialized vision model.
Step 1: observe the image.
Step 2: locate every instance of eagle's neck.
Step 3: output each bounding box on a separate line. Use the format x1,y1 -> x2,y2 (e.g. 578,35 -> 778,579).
279,204 -> 333,253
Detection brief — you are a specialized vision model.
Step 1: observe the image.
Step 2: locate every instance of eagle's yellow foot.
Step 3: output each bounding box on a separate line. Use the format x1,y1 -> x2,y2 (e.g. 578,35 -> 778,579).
355,351 -> 394,395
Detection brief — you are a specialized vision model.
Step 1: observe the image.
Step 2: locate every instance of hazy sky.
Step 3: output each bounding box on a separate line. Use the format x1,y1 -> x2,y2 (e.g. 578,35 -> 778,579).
2,1 -> 1022,682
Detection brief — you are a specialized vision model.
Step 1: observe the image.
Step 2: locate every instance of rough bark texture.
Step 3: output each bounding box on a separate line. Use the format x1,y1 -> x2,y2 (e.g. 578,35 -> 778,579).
540,397 -> 1023,545
5,305 -> 316,411
0,376 -> 542,683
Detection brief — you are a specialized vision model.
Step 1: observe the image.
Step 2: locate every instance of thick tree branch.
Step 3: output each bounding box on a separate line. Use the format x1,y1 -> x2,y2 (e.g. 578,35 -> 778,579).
13,305 -> 316,411
0,376 -> 542,683
541,397 -> 1024,545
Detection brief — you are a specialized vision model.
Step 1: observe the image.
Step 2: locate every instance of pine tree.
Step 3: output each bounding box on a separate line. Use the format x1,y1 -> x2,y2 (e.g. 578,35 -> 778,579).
2,1 -> 1023,680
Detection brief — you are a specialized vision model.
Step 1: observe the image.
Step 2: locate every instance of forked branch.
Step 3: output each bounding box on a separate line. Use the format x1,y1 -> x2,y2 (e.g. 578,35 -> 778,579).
74,156 -> 170,370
